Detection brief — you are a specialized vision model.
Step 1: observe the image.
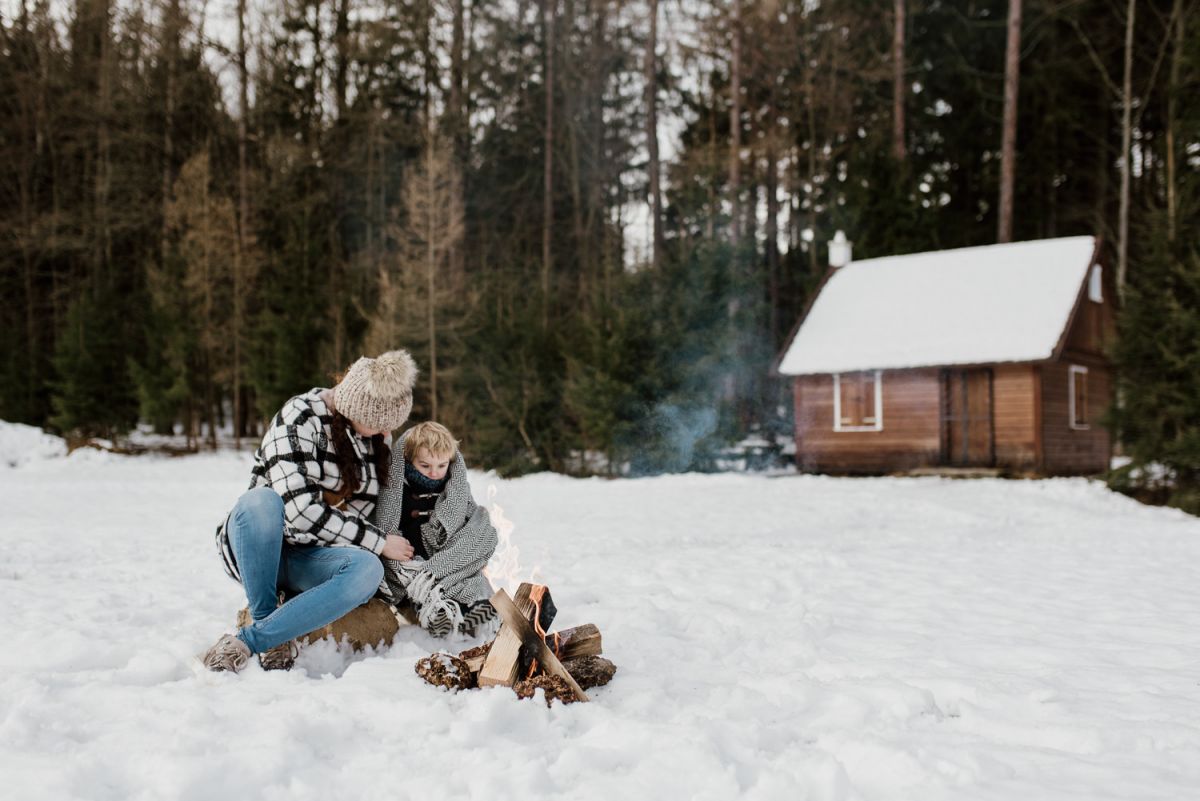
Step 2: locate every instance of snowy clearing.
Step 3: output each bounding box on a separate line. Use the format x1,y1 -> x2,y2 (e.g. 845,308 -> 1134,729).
3,447 -> 1200,800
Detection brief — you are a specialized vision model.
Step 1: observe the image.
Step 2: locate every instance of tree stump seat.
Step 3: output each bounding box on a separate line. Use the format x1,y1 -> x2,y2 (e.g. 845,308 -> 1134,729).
236,598 -> 402,651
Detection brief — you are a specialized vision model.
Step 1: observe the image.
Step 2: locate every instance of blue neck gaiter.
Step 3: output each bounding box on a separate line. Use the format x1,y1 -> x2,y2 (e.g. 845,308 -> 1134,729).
405,461 -> 448,493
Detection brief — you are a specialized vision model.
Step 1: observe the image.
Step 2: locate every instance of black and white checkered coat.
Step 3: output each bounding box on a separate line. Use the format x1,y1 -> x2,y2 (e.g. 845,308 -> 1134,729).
372,432 -> 497,607
215,389 -> 388,582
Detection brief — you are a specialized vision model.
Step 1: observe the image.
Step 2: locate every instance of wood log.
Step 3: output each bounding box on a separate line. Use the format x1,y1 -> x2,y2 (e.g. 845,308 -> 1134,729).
515,584 -> 558,678
415,653 -> 474,691
552,623 -> 602,661
513,674 -> 578,706
477,583 -> 534,687
236,597 -> 400,652
478,583 -> 556,687
561,655 -> 616,690
486,589 -> 589,702
460,623 -> 601,675
457,641 -> 492,674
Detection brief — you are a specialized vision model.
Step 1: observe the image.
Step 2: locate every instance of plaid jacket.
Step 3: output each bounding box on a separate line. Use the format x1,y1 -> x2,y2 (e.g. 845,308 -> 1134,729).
215,389 -> 388,582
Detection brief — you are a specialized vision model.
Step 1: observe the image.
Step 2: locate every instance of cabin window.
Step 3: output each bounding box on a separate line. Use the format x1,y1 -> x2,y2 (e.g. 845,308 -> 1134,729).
1069,365 -> 1089,430
834,371 -> 883,432
1088,265 -> 1103,303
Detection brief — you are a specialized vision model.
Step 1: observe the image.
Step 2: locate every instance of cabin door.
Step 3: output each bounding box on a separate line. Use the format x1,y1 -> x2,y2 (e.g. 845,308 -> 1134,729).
940,368 -> 995,467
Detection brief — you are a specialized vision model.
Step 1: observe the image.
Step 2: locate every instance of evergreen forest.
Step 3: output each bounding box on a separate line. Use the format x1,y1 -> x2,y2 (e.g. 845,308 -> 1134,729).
1,0 -> 1198,499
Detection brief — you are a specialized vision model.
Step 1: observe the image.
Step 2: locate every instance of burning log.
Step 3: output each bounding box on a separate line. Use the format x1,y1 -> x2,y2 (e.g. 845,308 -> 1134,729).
485,588 -> 590,702
416,582 -> 611,702
457,623 -> 602,675
478,583 -> 556,688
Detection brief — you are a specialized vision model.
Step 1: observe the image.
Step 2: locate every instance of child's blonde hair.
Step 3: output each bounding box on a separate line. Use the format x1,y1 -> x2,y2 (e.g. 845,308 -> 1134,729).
403,421 -> 460,461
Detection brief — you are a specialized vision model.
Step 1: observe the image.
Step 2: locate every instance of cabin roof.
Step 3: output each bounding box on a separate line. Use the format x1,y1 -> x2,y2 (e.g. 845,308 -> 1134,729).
776,236 -> 1098,376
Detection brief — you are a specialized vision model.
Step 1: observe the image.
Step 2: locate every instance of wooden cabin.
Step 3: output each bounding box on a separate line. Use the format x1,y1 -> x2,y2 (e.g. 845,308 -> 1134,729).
773,236 -> 1114,475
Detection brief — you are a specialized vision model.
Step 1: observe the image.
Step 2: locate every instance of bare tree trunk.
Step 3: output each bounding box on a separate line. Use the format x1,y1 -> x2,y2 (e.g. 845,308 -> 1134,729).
542,0 -> 555,329
728,0 -> 742,244
1117,0 -> 1135,296
766,131 -> 779,346
804,42 -> 819,278
997,0 -> 1022,243
645,0 -> 662,268
334,0 -> 349,121
450,0 -> 466,278
95,0 -> 113,289
1165,0 -> 1182,242
234,0 -> 250,447
706,89 -> 716,241
892,0 -> 906,160
201,149 -> 217,449
161,0 -> 179,265
426,140 -> 439,420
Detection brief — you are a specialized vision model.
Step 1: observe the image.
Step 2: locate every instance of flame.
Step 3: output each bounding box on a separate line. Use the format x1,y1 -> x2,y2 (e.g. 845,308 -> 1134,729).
525,584 -> 561,679
483,483 -> 522,595
483,483 -> 543,595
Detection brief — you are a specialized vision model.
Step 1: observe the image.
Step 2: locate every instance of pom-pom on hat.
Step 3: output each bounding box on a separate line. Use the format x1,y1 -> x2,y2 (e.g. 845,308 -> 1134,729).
333,350 -> 418,432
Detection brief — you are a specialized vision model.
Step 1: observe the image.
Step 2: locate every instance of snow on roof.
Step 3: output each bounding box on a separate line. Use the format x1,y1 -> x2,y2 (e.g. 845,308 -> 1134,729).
777,236 -> 1097,375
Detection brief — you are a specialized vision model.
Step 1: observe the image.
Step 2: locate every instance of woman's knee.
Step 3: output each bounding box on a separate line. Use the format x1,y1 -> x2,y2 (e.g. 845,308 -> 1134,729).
340,550 -> 384,603
232,487 -> 284,539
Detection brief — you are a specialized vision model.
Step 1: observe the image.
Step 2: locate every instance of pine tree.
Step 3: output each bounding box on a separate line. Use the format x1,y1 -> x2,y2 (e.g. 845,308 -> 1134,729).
1108,201 -> 1200,513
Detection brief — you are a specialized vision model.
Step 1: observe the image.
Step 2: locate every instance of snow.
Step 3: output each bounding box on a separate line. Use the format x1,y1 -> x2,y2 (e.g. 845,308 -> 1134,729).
0,421 -> 67,468
5,445 -> 1200,800
777,236 -> 1098,375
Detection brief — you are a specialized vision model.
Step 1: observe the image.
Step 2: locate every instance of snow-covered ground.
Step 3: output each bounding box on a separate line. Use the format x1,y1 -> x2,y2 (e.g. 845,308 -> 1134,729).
4,438 -> 1200,800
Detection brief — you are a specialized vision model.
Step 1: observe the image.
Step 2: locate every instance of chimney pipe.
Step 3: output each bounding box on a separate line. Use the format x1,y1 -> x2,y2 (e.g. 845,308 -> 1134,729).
828,230 -> 852,268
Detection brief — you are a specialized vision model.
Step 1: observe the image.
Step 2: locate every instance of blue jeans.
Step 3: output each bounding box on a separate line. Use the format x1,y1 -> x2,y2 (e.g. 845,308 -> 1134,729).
226,487 -> 384,654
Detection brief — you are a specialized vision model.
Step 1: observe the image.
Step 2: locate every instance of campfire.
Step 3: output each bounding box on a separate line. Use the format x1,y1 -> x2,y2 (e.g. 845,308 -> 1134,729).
415,582 -> 615,705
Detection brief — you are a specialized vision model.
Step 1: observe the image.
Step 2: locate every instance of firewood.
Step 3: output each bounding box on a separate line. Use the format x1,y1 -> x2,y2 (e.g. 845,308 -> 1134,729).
414,653 -> 475,691
459,623 -> 601,676
552,624 -> 602,661
456,641 -> 492,674
561,655 -> 616,690
478,583 -> 556,687
487,589 -> 590,702
477,584 -> 533,687
513,674 -> 578,706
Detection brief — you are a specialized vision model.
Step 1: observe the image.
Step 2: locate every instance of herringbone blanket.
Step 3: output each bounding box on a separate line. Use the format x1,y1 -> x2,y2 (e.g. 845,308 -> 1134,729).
370,433 -> 497,608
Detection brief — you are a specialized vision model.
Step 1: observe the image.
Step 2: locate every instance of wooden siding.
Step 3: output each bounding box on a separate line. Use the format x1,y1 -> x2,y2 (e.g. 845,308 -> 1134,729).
1041,356 -> 1112,474
992,364 -> 1039,469
1041,264 -> 1114,474
1061,276 -> 1116,357
794,370 -> 940,472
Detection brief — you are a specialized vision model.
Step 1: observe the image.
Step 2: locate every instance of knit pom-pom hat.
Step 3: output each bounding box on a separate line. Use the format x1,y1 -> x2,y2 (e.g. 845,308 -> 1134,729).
333,350 -> 418,432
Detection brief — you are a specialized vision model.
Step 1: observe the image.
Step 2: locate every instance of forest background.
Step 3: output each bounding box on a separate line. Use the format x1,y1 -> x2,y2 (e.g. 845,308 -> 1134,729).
1,0 -> 1198,500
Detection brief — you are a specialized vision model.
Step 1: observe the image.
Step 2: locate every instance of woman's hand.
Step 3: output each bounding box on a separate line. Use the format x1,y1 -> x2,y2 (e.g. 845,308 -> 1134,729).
381,534 -> 415,561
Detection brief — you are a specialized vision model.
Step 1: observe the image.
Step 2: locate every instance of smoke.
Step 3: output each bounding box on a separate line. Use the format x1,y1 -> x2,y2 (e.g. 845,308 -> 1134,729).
625,402 -> 720,476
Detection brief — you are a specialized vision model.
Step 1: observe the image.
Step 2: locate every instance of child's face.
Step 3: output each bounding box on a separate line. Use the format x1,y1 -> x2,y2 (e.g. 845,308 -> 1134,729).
412,447 -> 452,481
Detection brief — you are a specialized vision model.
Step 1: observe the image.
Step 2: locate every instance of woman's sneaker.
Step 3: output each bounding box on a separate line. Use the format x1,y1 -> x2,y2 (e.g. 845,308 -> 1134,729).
258,640 -> 298,671
202,633 -> 251,672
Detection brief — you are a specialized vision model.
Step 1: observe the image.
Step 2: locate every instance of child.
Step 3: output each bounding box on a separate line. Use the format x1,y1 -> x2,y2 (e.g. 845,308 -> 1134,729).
372,422 -> 498,637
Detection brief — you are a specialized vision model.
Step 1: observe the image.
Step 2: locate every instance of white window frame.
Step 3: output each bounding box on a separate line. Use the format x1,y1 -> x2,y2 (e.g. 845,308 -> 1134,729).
1069,365 -> 1089,430
1088,265 -> 1103,303
833,370 -> 884,432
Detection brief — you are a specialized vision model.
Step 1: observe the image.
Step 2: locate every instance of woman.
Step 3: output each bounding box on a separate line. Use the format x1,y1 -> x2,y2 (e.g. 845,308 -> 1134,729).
202,350 -> 418,672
